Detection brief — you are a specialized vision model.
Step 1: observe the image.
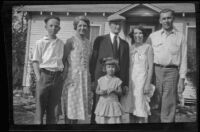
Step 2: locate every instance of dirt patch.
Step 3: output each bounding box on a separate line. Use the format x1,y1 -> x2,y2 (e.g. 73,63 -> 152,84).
13,95 -> 197,124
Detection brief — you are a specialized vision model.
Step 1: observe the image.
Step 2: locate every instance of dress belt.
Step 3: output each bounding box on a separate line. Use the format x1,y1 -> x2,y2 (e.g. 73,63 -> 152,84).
154,63 -> 178,68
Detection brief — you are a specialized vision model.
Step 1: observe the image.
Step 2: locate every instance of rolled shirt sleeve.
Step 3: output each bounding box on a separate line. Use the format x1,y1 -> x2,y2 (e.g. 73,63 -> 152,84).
32,40 -> 42,63
179,35 -> 187,79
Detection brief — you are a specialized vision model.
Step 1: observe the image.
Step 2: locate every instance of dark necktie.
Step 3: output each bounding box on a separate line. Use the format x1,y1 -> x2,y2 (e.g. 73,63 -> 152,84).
113,35 -> 118,59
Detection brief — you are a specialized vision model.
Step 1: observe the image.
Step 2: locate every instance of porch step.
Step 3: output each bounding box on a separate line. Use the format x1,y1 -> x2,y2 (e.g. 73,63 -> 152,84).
184,98 -> 196,105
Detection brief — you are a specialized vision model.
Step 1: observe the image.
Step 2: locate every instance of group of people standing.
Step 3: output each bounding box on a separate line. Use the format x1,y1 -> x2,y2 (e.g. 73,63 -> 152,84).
31,8 -> 187,124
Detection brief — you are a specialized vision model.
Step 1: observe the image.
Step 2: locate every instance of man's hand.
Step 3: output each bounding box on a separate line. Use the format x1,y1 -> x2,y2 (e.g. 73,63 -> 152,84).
91,82 -> 96,93
178,78 -> 185,95
122,86 -> 129,95
177,78 -> 185,103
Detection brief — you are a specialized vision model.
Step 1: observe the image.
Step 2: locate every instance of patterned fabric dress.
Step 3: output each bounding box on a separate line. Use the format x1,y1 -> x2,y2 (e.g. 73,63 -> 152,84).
95,76 -> 123,124
61,35 -> 92,120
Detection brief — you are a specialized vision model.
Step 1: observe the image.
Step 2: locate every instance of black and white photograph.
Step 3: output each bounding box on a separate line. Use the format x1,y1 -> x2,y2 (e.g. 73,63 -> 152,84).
7,1 -> 198,131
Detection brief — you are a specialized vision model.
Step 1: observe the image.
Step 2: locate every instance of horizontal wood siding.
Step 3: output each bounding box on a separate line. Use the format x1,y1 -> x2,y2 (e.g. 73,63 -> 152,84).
23,15 -> 106,87
29,16 -> 75,58
23,15 -> 75,87
104,22 -> 110,34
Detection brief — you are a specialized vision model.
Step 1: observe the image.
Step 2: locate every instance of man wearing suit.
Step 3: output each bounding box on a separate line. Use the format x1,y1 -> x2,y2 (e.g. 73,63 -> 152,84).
90,14 -> 129,124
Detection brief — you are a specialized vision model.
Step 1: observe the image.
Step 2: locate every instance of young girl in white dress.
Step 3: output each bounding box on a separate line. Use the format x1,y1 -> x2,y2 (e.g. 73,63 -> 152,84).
94,57 -> 123,124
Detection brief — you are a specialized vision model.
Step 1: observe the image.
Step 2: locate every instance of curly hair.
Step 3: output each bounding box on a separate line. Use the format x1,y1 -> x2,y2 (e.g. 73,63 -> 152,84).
128,25 -> 147,44
73,16 -> 90,30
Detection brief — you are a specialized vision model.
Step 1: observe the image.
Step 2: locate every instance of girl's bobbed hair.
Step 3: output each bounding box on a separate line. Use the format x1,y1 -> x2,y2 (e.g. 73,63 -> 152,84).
100,57 -> 120,73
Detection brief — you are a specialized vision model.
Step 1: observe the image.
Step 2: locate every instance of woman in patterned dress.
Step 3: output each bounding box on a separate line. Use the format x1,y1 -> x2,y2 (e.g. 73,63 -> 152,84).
61,16 -> 92,124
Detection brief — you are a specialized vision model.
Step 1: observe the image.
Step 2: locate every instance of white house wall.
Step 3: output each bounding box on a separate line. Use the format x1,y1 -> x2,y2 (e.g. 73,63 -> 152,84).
29,14 -> 108,57
174,16 -> 196,35
22,13 -> 196,88
23,14 -> 108,87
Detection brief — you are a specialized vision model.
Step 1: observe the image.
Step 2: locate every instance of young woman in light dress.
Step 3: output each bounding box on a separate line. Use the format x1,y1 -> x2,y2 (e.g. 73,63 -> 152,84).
122,25 -> 154,123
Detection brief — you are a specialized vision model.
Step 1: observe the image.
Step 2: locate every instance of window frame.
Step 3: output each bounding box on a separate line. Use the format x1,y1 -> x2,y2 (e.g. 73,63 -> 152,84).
89,24 -> 102,41
185,25 -> 196,72
185,25 -> 196,45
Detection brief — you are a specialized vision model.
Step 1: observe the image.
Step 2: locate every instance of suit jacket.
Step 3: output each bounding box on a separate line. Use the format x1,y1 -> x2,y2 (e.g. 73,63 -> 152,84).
90,34 -> 129,87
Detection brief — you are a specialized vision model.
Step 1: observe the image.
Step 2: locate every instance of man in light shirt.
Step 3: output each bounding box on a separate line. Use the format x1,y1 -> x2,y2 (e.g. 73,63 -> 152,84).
146,9 -> 187,122
32,16 -> 64,124
90,14 -> 129,124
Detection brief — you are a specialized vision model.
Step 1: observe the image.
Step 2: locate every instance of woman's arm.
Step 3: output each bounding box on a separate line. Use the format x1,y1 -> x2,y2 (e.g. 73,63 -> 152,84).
144,45 -> 154,93
62,38 -> 73,79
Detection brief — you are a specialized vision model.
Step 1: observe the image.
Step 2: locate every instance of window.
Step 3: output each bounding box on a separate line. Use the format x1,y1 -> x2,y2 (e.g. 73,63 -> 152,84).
89,25 -> 101,46
186,26 -> 196,72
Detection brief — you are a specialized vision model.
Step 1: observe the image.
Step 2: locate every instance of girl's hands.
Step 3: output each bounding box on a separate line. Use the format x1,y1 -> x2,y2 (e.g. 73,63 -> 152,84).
107,88 -> 113,95
100,90 -> 107,95
100,89 -> 113,95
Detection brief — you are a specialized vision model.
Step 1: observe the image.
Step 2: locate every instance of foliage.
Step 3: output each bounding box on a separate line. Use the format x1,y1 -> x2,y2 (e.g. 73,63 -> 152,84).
30,61 -> 36,97
12,6 -> 27,90
187,40 -> 197,87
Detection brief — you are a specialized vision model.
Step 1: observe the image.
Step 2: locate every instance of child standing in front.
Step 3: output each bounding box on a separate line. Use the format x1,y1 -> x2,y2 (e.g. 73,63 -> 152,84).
32,16 -> 64,124
94,57 -> 123,124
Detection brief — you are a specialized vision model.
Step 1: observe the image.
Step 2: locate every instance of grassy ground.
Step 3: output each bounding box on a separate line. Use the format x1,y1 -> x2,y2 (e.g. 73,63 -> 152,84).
12,95 -> 197,124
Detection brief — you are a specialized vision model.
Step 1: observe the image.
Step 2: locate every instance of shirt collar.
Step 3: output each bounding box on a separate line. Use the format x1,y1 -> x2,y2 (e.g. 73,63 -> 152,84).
43,36 -> 58,41
160,27 -> 177,35
110,32 -> 119,43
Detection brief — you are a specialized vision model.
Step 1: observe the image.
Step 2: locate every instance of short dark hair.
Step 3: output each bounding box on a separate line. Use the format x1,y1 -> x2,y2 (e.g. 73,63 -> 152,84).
109,21 -> 123,25
159,9 -> 175,18
102,63 -> 120,73
73,16 -> 90,30
128,25 -> 147,44
44,16 -> 60,24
